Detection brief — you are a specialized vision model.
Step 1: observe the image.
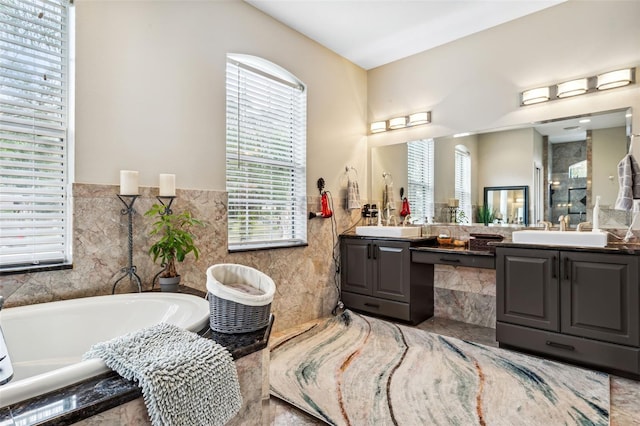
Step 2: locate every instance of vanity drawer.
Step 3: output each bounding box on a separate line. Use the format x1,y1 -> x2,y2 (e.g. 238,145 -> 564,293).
341,292 -> 411,321
412,251 -> 495,269
497,321 -> 640,376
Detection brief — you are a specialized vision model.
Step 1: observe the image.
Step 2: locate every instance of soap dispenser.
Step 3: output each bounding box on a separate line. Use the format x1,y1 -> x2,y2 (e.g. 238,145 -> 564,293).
593,196 -> 601,232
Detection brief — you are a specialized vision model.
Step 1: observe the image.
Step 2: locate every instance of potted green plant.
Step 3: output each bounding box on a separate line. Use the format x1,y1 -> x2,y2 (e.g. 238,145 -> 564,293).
477,205 -> 496,226
144,204 -> 205,292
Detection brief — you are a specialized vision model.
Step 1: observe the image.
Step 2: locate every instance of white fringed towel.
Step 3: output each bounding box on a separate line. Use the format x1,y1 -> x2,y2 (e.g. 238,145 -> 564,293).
347,178 -> 361,210
84,323 -> 242,426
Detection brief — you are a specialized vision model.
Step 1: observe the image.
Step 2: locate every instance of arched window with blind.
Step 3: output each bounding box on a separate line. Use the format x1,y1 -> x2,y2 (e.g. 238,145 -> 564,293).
455,144 -> 472,223
225,54 -> 307,251
407,139 -> 434,223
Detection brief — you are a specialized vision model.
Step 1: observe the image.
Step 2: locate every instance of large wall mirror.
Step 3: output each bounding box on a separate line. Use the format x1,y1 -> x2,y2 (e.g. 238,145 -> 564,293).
370,107 -> 632,229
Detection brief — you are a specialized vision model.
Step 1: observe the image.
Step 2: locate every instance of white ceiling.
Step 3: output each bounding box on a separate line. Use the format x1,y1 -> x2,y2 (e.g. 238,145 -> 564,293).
244,0 -> 566,70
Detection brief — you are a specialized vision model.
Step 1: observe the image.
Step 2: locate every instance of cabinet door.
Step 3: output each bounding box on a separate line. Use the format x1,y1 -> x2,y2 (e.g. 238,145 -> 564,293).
561,252 -> 639,346
340,239 -> 373,295
372,240 -> 410,302
496,248 -> 559,331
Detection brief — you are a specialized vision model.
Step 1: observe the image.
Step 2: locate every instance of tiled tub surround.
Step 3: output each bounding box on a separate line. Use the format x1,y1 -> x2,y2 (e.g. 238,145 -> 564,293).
1,184 -> 358,334
0,314 -> 273,425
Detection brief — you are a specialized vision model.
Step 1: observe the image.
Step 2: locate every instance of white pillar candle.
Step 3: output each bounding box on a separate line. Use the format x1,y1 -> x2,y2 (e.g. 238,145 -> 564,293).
119,170 -> 139,195
159,173 -> 176,197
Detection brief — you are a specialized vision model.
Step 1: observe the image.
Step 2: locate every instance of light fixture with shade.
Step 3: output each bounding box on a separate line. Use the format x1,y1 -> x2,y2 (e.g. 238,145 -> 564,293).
520,67 -> 635,107
388,116 -> 407,129
597,68 -> 634,90
521,87 -> 550,105
557,78 -> 588,98
370,121 -> 386,133
407,111 -> 431,126
369,111 -> 431,134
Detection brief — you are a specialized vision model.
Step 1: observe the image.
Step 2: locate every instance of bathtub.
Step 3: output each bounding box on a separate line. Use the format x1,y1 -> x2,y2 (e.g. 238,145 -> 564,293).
0,292 -> 210,407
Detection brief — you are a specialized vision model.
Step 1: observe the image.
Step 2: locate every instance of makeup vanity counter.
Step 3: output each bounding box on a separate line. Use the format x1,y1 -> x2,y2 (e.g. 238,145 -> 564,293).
340,233 -> 497,324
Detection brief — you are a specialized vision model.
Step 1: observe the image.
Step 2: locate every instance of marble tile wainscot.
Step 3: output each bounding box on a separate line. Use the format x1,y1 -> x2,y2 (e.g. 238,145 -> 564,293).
412,246 -> 497,328
0,317 -> 273,426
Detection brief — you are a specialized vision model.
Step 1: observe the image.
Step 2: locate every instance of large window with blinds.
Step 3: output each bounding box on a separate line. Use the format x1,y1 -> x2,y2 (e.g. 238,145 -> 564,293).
407,139 -> 434,224
454,145 -> 472,223
225,54 -> 307,251
0,0 -> 73,272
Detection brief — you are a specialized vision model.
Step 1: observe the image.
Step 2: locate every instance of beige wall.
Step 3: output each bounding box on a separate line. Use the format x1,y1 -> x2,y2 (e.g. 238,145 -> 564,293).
366,0 -> 640,158
477,128 -> 535,191
2,0 -> 367,332
75,0 -> 368,197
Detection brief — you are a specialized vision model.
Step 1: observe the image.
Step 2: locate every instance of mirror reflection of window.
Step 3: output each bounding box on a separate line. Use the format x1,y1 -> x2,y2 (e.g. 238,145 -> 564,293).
568,160 -> 587,178
455,145 -> 472,222
407,139 -> 435,224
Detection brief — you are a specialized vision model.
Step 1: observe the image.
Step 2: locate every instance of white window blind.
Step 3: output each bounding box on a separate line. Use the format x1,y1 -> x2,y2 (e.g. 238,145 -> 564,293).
0,0 -> 72,271
407,139 -> 434,223
455,145 -> 471,223
226,54 -> 307,251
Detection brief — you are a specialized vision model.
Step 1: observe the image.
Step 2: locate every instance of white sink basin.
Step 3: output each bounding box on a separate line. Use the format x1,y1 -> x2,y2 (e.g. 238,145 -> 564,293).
512,230 -> 608,248
355,226 -> 422,238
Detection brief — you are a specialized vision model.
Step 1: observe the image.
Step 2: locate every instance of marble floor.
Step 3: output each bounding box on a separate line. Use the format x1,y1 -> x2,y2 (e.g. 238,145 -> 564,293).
269,315 -> 640,425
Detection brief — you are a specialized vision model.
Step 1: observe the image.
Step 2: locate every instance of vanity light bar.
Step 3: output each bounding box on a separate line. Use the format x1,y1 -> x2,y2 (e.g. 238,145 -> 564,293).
369,111 -> 431,134
520,67 -> 636,106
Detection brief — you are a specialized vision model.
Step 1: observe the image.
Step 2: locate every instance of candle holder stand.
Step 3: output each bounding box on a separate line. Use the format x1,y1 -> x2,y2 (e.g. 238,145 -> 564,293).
156,195 -> 176,215
112,194 -> 142,294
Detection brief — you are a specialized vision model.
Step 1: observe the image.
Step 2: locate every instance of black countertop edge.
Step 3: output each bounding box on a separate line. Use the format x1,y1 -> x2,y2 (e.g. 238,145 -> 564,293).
492,241 -> 640,255
0,297 -> 273,426
340,232 -> 437,244
410,246 -> 495,257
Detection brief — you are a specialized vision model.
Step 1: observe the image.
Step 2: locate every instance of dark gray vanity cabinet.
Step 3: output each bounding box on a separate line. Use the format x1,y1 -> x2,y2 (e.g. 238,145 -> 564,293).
340,237 -> 434,324
496,246 -> 640,378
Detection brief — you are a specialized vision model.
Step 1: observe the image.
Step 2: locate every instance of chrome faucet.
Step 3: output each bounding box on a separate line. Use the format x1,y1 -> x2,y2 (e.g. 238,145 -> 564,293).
0,296 -> 14,386
402,214 -> 412,226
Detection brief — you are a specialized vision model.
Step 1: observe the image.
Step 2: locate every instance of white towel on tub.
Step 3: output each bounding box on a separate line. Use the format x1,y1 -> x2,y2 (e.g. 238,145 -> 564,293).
84,323 -> 242,426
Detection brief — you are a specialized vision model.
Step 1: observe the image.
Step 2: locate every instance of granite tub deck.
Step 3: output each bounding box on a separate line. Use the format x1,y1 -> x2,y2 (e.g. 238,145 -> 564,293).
0,290 -> 273,426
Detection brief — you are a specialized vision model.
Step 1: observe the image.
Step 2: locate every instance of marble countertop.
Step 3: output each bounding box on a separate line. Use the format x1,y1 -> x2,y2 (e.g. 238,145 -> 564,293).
0,288 -> 273,426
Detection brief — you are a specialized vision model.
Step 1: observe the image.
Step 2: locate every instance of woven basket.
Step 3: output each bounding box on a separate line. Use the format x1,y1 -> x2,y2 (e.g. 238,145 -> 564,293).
206,264 -> 275,334
469,233 -> 504,252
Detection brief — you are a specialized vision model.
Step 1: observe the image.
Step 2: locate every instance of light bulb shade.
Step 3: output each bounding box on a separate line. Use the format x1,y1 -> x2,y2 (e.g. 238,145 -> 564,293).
370,121 -> 386,133
388,116 -> 407,129
597,68 -> 633,90
521,87 -> 550,105
407,111 -> 431,126
557,78 -> 588,98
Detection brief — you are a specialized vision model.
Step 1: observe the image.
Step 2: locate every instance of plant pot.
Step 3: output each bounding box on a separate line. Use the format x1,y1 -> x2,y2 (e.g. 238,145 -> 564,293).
159,275 -> 181,292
